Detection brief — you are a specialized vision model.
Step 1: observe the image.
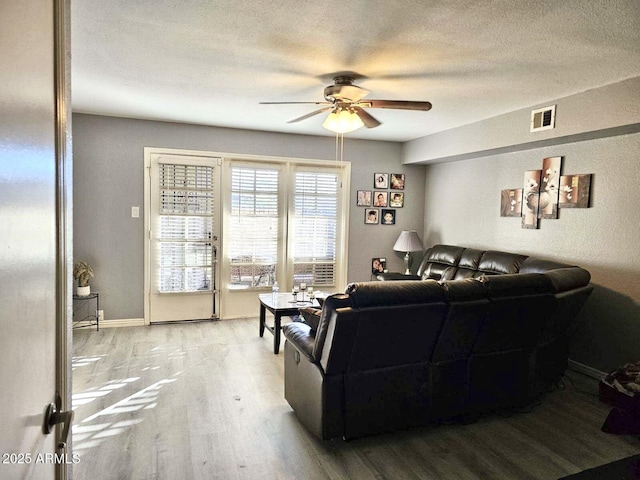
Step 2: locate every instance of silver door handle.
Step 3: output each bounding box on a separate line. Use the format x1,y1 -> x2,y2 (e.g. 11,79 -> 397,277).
43,402 -> 74,448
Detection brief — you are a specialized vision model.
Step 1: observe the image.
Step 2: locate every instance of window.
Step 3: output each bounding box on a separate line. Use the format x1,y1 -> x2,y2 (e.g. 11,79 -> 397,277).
292,169 -> 338,286
228,165 -> 279,289
227,159 -> 348,290
157,163 -> 215,293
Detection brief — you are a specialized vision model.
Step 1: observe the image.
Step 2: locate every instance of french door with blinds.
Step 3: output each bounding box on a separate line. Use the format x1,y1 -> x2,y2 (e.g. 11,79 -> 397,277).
226,159 -> 349,299
147,153 -> 220,323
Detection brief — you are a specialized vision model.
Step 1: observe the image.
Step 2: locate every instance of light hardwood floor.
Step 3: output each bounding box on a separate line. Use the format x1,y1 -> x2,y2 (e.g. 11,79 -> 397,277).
71,319 -> 638,480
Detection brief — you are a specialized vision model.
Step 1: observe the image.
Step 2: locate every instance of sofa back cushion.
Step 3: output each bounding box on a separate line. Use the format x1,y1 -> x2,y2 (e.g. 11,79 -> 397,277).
418,245 -> 529,280
431,278 -> 489,362
473,273 -> 555,353
320,281 -> 447,374
312,293 -> 352,363
469,273 -> 557,408
519,257 -> 573,274
477,250 -> 528,275
417,245 -> 466,280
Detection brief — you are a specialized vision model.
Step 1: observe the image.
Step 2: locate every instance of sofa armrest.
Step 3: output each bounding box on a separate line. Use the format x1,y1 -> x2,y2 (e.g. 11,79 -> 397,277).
376,271 -> 420,281
282,322 -> 315,361
543,267 -> 591,293
300,307 -> 322,332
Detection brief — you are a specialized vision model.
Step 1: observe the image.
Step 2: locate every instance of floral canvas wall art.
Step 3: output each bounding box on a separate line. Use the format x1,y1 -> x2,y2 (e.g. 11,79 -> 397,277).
500,188 -> 523,217
559,174 -> 591,208
522,170 -> 542,229
538,156 -> 562,219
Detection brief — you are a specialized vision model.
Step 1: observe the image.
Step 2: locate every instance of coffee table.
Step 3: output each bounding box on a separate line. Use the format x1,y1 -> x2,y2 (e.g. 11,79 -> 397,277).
258,292 -> 320,354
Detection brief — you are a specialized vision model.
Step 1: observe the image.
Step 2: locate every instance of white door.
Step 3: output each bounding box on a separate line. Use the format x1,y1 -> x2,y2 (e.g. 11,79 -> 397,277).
147,153 -> 221,323
0,0 -> 72,479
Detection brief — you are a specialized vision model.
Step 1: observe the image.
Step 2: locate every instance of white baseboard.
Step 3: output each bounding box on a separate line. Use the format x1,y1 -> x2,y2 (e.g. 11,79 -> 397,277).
568,359 -> 606,380
99,318 -> 146,328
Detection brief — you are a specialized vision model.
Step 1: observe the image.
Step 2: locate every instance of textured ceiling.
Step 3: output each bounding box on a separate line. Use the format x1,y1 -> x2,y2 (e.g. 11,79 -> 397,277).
71,0 -> 640,142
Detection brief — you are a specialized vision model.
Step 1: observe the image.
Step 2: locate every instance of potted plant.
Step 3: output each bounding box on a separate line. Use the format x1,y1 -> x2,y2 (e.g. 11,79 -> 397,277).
73,261 -> 94,296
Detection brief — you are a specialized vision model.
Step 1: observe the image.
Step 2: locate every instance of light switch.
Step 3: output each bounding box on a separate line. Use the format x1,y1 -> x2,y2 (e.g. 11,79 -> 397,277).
131,206 -> 140,218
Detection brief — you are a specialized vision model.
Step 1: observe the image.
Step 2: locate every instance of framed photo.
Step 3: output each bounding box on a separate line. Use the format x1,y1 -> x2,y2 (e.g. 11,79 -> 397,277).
389,191 -> 404,208
374,173 -> 388,189
372,257 -> 386,275
365,209 -> 379,224
356,190 -> 372,206
390,173 -> 405,190
373,191 -> 388,207
500,188 -> 522,217
559,174 -> 591,208
381,209 -> 396,225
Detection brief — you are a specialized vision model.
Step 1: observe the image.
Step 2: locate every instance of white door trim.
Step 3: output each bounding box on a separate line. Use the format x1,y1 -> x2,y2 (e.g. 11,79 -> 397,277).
143,147 -> 224,325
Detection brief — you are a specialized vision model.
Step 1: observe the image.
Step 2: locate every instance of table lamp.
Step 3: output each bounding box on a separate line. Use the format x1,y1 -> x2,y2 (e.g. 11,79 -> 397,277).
393,230 -> 423,275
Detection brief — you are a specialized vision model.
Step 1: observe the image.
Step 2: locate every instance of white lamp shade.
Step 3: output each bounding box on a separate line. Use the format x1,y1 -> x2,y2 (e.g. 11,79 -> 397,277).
322,108 -> 364,133
393,230 -> 423,253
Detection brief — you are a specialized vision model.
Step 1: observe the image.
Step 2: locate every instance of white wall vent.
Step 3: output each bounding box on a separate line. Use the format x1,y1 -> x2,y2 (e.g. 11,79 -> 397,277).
530,105 -> 556,132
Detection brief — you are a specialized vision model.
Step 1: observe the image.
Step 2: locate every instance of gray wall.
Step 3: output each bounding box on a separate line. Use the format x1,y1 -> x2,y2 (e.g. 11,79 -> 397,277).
421,133 -> 640,373
408,79 -> 640,373
73,114 -> 425,320
404,77 -> 640,164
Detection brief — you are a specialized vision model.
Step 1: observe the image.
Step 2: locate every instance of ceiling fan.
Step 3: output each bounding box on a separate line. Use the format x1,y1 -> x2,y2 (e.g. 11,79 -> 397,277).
260,75 -> 432,133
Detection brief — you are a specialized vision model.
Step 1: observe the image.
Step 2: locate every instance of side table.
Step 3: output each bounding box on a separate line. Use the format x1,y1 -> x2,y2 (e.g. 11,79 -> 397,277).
73,292 -> 99,331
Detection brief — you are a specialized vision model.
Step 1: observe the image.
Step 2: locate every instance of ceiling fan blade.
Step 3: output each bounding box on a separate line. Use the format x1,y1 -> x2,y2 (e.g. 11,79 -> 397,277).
364,100 -> 432,111
352,106 -> 381,128
260,101 -> 331,105
287,106 -> 333,123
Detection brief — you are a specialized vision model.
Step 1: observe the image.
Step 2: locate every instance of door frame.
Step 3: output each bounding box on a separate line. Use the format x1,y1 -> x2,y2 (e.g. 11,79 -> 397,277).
143,147 -> 224,325
55,0 -> 73,478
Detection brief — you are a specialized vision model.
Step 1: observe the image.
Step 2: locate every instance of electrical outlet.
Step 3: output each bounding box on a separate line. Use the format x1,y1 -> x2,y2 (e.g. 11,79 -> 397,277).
98,310 -> 104,322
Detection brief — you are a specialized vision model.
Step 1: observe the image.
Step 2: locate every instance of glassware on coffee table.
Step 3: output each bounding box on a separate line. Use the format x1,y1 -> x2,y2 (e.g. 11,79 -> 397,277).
289,285 -> 299,303
288,283 -> 311,304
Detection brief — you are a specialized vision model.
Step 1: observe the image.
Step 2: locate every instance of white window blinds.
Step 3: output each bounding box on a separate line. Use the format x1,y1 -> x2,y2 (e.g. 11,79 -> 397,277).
227,160 -> 345,290
229,166 -> 279,289
292,170 -> 338,286
158,163 -> 214,292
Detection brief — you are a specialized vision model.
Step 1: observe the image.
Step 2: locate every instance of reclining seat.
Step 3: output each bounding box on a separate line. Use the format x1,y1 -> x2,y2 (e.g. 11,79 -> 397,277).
282,293 -> 353,440
376,244 -> 465,281
428,278 -> 490,418
341,280 -> 448,438
469,272 -> 556,412
439,248 -> 485,280
519,258 -> 594,393
417,245 -> 466,280
283,280 -> 449,440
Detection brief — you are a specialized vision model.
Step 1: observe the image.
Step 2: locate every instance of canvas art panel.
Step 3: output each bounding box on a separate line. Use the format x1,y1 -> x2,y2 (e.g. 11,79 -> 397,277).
500,156 -> 593,229
538,156 -> 562,219
500,188 -> 522,217
522,170 -> 541,229
559,174 -> 591,208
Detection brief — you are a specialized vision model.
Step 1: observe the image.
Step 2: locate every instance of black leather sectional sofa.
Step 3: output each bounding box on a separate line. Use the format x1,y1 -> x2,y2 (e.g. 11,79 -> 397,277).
282,244 -> 593,440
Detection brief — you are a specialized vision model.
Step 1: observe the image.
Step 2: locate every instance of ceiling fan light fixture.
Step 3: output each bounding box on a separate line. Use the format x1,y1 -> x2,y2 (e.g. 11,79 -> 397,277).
322,107 -> 364,134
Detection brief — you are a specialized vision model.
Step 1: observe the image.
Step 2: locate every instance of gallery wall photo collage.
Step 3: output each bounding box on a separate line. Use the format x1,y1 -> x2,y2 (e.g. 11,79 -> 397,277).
357,173 -> 405,225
